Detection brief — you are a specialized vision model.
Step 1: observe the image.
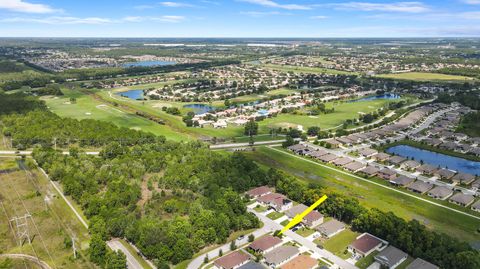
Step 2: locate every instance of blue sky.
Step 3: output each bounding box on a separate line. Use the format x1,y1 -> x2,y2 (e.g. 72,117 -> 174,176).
0,0 -> 480,37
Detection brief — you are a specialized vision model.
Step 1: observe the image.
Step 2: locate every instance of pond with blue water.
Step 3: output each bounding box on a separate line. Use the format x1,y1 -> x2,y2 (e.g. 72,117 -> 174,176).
123,60 -> 176,67
116,90 -> 144,100
386,145 -> 480,175
183,104 -> 215,114
349,93 -> 400,102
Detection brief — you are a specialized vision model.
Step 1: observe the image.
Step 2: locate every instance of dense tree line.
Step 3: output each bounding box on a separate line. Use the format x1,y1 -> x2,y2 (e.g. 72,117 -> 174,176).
33,141 -> 266,267
437,92 -> 480,110
1,110 -> 159,148
0,92 -> 47,114
457,111 -> 480,137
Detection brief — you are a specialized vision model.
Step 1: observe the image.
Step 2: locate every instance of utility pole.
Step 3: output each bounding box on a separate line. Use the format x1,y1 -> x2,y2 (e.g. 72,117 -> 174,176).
71,235 -> 77,259
10,214 -> 32,246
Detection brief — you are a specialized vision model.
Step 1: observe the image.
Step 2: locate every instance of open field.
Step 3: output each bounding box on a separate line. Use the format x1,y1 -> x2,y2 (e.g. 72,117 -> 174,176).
322,229 -> 359,259
260,64 -> 356,75
376,72 -> 474,82
0,158 -> 94,269
243,147 -> 480,242
44,88 -> 191,142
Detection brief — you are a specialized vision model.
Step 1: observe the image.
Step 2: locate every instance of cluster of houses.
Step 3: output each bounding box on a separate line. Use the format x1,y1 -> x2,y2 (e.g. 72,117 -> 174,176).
410,105 -> 480,157
288,143 -> 480,212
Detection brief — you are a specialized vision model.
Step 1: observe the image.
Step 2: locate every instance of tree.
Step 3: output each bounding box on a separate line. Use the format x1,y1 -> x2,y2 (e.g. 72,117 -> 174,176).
282,136 -> 295,148
248,234 -> 255,242
105,250 -> 127,269
244,119 -> 258,136
307,126 -> 321,136
219,249 -> 223,257
89,234 -> 107,266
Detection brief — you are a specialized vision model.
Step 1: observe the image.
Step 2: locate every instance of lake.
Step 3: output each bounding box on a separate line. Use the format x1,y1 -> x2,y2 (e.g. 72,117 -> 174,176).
123,60 -> 176,67
116,90 -> 144,100
183,104 -> 215,114
386,145 -> 480,175
349,93 -> 400,102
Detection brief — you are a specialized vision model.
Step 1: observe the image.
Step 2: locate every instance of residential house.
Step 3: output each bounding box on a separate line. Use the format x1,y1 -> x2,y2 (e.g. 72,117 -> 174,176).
257,193 -> 293,212
343,161 -> 366,173
238,261 -> 265,269
337,137 -> 354,146
434,169 -> 456,181
374,246 -> 408,269
373,153 -> 391,163
407,181 -> 433,194
449,193 -> 475,207
308,149 -> 329,159
287,144 -> 309,155
248,235 -> 283,254
325,139 -> 342,148
281,255 -> 317,269
315,219 -> 345,238
405,258 -> 439,269
452,173 -> 476,185
471,200 -> 480,213
388,156 -> 407,166
264,246 -> 299,268
332,157 -> 353,166
285,204 -> 323,228
427,186 -> 453,200
359,166 -> 380,178
214,251 -> 250,269
246,186 -> 271,199
472,179 -> 480,191
358,148 -> 378,158
416,164 -> 437,176
390,175 -> 415,187
401,160 -> 421,171
318,153 -> 338,163
378,168 -> 397,180
348,233 -> 385,258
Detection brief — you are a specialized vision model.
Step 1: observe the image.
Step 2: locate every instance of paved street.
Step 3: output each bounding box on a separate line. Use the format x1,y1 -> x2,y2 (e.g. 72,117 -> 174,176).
107,239 -> 145,269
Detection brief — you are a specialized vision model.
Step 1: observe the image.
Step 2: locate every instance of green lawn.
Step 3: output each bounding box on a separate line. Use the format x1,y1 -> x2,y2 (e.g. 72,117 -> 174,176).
322,229 -> 359,259
44,88 -> 191,142
295,227 -> 316,237
243,147 -> 480,242
376,72 -> 474,82
253,205 -> 268,213
280,219 -> 290,226
356,250 -> 379,269
267,211 -> 285,220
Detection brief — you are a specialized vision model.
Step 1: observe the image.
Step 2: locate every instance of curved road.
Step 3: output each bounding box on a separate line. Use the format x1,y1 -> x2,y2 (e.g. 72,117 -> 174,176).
0,254 -> 52,269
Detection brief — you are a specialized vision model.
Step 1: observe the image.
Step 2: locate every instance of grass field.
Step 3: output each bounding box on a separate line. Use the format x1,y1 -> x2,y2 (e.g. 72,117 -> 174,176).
295,227 -> 315,237
376,72 -> 474,82
356,250 -> 379,269
98,89 -> 398,139
266,211 -> 284,220
0,158 -> 94,269
322,229 -> 359,259
243,147 -> 480,242
261,64 -> 356,75
44,88 -> 191,142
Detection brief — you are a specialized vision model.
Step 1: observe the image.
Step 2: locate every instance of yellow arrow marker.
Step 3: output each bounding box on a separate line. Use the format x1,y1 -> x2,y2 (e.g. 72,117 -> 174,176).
279,195 -> 328,235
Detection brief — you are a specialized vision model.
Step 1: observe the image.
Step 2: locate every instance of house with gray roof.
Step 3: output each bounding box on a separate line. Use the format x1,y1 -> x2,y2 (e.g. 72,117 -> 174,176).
359,166 -> 380,177
388,156 -> 407,166
405,258 -> 439,269
263,246 -> 299,268
373,153 -> 391,163
343,161 -> 366,173
471,200 -> 480,213
472,179 -> 480,190
237,261 -> 265,269
358,148 -> 378,158
416,164 -> 437,176
407,181 -> 433,194
332,157 -> 353,166
318,153 -> 338,163
315,219 -> 345,238
308,149 -> 329,159
449,193 -> 475,207
390,175 -> 415,187
285,204 -> 323,228
401,160 -> 421,171
374,246 -> 408,269
452,172 -> 476,185
287,144 -> 309,155
434,169 -> 456,181
378,168 -> 397,180
428,186 -> 453,200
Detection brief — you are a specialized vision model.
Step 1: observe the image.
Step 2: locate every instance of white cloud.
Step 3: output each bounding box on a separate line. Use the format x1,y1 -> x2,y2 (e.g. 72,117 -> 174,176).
153,15 -> 185,22
462,0 -> 480,4
0,0 -> 59,14
160,2 -> 194,8
240,0 -> 311,10
311,15 -> 328,19
0,16 -> 112,24
240,11 -> 282,17
326,2 -> 430,13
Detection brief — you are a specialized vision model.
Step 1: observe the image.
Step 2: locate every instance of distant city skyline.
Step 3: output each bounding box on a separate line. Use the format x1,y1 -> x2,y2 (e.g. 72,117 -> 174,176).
0,0 -> 480,37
